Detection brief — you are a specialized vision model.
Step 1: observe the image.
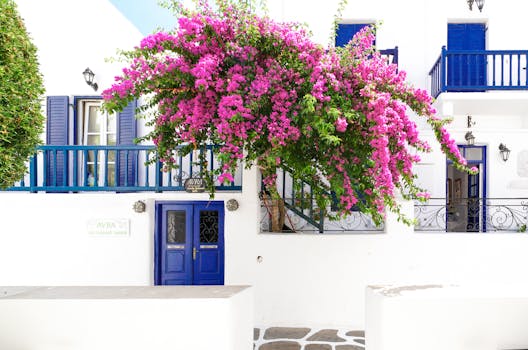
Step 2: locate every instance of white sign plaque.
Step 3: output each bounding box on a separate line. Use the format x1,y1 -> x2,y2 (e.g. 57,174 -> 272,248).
87,219 -> 130,235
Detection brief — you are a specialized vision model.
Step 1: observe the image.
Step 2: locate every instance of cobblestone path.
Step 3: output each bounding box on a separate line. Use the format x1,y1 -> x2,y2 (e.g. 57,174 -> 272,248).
254,327 -> 365,350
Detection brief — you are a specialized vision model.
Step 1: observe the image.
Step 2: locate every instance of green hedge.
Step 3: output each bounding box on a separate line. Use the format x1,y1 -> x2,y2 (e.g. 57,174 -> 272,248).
0,0 -> 45,189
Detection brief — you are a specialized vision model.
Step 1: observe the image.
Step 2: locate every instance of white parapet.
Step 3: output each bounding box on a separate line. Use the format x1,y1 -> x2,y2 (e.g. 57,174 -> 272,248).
366,284 -> 528,350
0,285 -> 253,350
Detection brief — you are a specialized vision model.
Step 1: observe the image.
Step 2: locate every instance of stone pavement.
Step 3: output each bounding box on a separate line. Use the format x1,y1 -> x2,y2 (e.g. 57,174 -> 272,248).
254,327 -> 365,350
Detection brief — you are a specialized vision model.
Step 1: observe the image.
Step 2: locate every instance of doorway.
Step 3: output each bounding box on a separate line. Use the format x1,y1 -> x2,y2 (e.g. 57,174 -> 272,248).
155,201 -> 225,285
447,23 -> 487,89
446,145 -> 487,232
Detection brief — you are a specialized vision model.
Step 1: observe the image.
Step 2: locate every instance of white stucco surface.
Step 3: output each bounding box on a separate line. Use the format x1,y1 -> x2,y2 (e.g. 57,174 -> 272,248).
5,0 -> 528,334
366,284 -> 528,350
0,286 -> 253,350
15,0 -> 142,96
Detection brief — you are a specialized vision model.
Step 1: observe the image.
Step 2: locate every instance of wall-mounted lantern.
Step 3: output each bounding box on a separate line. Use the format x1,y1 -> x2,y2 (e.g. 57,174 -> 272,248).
465,131 -> 475,145
82,67 -> 98,91
467,0 -> 484,12
499,143 -> 511,162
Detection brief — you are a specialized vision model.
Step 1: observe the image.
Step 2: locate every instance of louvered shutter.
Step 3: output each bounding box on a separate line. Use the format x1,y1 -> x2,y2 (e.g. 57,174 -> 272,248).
335,23 -> 371,47
46,96 -> 69,187
448,23 -> 487,88
117,99 -> 137,187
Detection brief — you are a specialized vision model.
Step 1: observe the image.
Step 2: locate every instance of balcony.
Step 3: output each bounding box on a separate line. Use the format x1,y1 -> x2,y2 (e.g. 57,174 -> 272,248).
414,197 -> 528,232
429,46 -> 528,98
6,145 -> 242,193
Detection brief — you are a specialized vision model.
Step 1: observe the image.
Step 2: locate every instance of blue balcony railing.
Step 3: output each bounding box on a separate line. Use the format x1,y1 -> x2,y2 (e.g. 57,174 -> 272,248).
6,145 -> 242,193
429,46 -> 528,98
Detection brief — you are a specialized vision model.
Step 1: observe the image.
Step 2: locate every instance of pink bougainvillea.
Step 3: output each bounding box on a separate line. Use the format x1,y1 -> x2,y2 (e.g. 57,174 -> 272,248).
102,0 -> 475,225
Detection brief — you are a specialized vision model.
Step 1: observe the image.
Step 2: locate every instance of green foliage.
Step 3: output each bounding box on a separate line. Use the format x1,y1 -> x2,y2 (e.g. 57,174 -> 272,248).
0,0 -> 45,189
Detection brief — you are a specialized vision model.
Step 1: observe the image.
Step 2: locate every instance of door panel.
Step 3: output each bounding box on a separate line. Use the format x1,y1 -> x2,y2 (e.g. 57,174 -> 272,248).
447,23 -> 487,89
446,146 -> 486,232
156,202 -> 224,285
193,204 -> 224,285
160,205 -> 193,285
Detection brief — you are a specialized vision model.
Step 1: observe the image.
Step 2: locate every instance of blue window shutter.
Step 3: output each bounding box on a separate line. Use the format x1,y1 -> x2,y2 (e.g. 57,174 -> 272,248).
447,23 -> 487,88
117,99 -> 138,187
447,23 -> 466,50
46,96 -> 69,186
335,23 -> 370,47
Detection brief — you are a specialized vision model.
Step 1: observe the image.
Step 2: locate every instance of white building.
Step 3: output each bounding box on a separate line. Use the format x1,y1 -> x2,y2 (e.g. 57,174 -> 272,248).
3,0 -> 528,336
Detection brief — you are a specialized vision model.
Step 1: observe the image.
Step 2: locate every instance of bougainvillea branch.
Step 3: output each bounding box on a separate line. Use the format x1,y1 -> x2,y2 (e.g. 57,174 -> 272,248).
102,0 -> 475,225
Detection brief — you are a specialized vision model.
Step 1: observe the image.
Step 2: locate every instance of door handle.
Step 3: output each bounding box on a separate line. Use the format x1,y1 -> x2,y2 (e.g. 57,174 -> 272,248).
193,247 -> 197,260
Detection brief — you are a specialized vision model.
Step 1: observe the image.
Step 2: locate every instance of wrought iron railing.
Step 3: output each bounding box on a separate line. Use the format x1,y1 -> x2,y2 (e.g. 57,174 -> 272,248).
414,198 -> 528,232
6,145 -> 242,193
429,46 -> 528,98
260,168 -> 383,233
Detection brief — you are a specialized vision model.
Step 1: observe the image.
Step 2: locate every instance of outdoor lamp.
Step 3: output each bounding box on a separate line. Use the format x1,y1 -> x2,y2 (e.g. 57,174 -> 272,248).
465,131 -> 475,145
82,67 -> 98,91
467,0 -> 484,12
499,143 -> 511,162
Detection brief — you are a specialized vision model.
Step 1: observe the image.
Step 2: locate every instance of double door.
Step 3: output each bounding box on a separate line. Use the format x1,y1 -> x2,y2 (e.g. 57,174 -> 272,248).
155,201 -> 224,285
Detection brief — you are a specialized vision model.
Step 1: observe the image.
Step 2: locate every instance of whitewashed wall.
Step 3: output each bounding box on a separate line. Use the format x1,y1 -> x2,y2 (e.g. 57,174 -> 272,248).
5,0 -> 528,332
0,286 -> 253,350
15,0 -> 142,97
0,166 -> 259,286
4,178 -> 528,329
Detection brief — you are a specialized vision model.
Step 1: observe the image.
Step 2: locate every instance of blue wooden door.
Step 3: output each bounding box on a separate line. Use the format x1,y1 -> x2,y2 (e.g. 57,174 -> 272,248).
156,202 -> 224,285
193,203 -> 224,285
447,23 -> 487,89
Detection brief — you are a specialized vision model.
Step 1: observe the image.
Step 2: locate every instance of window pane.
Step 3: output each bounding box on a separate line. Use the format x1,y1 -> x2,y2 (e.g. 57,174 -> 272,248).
107,150 -> 116,162
465,148 -> 482,161
200,210 -> 219,243
107,133 -> 116,146
107,114 -> 116,132
88,106 -> 102,132
107,164 -> 115,186
87,150 -> 96,163
167,211 -> 186,244
87,135 -> 100,146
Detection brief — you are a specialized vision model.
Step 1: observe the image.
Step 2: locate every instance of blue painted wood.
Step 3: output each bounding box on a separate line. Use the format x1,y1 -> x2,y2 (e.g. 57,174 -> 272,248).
193,202 -> 224,285
430,49 -> 528,97
117,99 -> 138,187
5,145 -> 242,192
447,23 -> 487,90
335,23 -> 370,47
155,201 -> 225,286
46,96 -> 69,187
159,204 -> 194,285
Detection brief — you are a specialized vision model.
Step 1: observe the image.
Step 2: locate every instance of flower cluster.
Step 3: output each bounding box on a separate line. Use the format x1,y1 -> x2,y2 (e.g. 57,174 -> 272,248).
102,0 -> 474,225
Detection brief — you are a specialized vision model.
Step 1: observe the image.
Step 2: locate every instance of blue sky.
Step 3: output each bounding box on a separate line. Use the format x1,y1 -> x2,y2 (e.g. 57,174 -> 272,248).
109,0 -> 178,36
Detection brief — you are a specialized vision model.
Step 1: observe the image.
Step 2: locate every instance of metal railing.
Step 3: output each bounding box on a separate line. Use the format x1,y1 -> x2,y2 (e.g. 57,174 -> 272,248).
260,167 -> 383,233
429,46 -> 528,98
6,145 -> 242,193
414,197 -> 528,232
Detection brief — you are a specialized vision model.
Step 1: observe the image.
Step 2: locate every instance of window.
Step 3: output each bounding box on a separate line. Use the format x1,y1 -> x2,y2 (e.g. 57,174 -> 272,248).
46,95 -> 137,188
335,23 -> 374,48
78,100 -> 117,186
